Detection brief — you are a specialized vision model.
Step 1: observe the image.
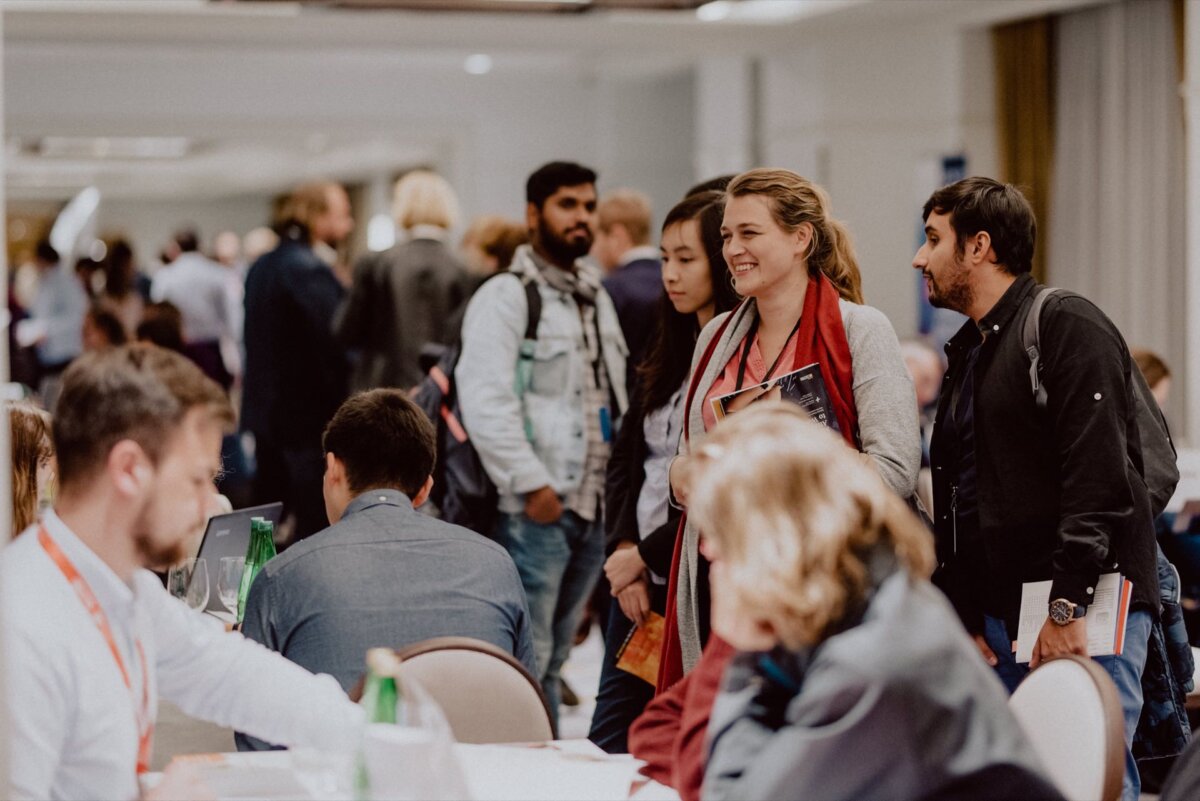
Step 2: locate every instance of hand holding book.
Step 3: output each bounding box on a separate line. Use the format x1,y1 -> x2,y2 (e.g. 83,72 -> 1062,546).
1013,572 -> 1132,664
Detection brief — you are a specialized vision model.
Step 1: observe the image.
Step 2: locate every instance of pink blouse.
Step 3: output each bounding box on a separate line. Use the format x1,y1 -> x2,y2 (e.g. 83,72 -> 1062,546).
700,331 -> 802,432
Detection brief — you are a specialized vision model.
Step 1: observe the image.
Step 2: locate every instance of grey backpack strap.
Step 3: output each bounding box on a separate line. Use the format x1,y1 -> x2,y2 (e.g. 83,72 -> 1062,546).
1022,287 -> 1060,410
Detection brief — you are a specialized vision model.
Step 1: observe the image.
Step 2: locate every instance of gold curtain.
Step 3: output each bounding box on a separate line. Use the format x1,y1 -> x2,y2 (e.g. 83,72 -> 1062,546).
1175,0 -> 1185,86
992,18 -> 1055,283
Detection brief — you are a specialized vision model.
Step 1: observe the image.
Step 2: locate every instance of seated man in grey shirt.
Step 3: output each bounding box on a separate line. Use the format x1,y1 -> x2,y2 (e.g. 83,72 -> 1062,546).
237,389 -> 534,750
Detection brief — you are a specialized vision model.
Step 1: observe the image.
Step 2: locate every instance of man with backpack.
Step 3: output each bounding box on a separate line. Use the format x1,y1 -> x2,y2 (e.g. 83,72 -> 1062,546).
915,177 -> 1172,801
455,161 -> 628,725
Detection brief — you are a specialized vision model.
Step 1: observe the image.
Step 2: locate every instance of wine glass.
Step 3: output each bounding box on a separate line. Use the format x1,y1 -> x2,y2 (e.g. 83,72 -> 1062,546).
218,556 -> 245,617
167,558 -> 210,611
166,560 -> 191,602
186,558 -> 210,611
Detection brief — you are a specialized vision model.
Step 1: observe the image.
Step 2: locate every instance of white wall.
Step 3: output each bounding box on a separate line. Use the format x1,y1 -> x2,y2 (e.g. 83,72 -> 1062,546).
761,20 -> 997,337
7,13 -> 998,334
96,194 -> 273,272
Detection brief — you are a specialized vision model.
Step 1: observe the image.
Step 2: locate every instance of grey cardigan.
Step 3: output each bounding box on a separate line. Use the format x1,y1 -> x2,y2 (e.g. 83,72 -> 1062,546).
674,297 -> 920,670
703,570 -> 1057,801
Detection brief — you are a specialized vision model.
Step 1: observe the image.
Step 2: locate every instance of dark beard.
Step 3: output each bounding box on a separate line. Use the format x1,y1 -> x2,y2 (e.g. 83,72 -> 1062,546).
537,217 -> 592,267
927,261 -> 974,314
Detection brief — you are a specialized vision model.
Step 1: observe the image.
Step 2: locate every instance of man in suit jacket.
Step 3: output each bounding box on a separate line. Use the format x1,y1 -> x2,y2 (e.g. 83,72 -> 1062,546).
237,389 -> 535,749
242,182 -> 353,543
334,171 -> 472,392
593,189 -> 662,386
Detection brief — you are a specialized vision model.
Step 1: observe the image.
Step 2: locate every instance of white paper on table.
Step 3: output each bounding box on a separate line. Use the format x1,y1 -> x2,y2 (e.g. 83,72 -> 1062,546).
454,742 -> 642,801
1014,572 -> 1125,663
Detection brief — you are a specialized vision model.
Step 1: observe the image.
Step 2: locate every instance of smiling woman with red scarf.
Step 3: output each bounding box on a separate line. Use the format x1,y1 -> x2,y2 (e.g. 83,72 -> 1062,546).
629,169 -> 921,801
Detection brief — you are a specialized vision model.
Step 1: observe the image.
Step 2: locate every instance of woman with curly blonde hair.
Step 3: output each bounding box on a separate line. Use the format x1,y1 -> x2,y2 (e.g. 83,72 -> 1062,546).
689,404 -> 1060,801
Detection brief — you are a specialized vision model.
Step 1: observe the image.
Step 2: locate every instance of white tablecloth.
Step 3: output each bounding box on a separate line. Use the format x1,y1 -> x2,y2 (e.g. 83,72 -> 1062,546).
151,739 -> 679,801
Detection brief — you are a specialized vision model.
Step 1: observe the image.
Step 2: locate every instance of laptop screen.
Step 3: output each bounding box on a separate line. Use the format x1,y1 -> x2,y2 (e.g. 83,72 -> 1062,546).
195,502 -> 284,613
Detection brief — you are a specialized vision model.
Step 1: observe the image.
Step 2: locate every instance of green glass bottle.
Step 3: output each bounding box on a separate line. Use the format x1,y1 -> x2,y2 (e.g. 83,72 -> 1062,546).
236,517 -> 274,623
355,648 -> 404,800
360,648 -> 401,724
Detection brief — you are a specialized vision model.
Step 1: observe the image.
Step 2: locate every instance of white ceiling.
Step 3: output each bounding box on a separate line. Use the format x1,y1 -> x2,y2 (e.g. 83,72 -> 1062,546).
1,0 -> 1109,202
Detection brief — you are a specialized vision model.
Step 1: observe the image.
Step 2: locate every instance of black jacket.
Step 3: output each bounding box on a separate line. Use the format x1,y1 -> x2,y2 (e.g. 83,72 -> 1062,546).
241,236 -> 349,448
604,386 -> 680,579
930,274 -> 1158,635
602,258 -> 663,400
334,238 -> 472,391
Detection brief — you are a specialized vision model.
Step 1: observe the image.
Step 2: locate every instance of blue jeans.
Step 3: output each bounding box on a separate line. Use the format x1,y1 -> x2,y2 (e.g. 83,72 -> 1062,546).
984,610 -> 1153,801
495,510 -> 604,728
588,585 -> 667,753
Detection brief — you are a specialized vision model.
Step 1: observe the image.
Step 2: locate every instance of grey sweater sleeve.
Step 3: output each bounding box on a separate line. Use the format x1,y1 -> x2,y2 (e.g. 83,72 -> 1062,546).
841,301 -> 920,498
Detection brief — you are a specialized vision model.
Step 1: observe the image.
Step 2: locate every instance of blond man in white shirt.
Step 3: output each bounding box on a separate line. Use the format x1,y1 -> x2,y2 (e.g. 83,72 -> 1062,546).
1,344 -> 364,801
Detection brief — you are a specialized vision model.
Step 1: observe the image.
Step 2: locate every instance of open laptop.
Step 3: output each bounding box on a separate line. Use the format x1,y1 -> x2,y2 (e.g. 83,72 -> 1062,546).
195,502 -> 284,614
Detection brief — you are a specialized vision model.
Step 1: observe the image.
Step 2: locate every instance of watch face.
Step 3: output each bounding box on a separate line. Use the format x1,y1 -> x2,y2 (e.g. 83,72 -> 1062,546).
1049,599 -> 1072,625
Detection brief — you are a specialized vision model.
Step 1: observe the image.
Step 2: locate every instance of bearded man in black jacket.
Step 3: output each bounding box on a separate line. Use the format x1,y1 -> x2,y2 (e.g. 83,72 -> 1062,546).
915,177 -> 1157,801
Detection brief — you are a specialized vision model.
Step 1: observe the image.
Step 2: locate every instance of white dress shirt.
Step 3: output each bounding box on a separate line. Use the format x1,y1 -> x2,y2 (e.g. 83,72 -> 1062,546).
150,252 -> 241,344
28,263 -> 88,365
1,510 -> 364,801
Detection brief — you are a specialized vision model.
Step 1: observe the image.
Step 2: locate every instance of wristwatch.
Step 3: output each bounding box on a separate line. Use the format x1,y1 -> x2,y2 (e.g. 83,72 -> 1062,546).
1048,597 -> 1087,626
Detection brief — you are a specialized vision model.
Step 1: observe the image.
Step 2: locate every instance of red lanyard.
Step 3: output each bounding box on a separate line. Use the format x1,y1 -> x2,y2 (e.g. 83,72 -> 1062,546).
39,526 -> 154,775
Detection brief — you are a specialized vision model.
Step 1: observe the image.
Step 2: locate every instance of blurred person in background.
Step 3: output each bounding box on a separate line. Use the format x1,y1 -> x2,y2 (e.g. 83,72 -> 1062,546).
73,257 -> 104,298
460,214 -> 528,280
135,301 -> 187,354
81,302 -> 128,354
900,337 -> 945,469
1132,348 -> 1171,411
593,189 -> 662,385
242,226 -> 279,267
98,239 -> 145,338
243,181 -> 353,544
335,170 -> 471,391
8,402 -> 55,535
210,229 -> 247,383
589,190 -> 738,754
20,239 -> 88,406
151,227 -> 240,391
213,229 -> 247,278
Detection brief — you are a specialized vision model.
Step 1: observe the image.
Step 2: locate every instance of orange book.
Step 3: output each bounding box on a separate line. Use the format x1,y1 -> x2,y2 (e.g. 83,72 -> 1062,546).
616,612 -> 665,686
1113,578 -> 1133,656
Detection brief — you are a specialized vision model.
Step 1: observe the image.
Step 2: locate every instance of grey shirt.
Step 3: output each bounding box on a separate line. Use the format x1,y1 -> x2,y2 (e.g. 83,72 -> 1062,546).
237,489 -> 534,748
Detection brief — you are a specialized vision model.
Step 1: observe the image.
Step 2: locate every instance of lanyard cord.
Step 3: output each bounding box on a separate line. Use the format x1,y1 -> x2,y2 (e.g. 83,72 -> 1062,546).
38,526 -> 154,774
735,316 -> 803,392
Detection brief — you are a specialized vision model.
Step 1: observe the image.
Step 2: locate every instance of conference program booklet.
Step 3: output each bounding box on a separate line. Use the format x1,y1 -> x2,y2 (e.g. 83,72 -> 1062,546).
615,612 -> 665,686
1013,572 -> 1132,663
710,361 -> 842,433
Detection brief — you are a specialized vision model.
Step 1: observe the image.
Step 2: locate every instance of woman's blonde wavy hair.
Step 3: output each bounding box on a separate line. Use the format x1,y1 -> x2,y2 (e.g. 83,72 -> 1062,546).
689,403 -> 933,650
726,168 -> 864,304
393,170 -> 460,232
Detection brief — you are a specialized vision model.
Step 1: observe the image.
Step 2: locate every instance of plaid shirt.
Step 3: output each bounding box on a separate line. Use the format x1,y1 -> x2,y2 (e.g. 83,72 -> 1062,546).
564,300 -> 611,522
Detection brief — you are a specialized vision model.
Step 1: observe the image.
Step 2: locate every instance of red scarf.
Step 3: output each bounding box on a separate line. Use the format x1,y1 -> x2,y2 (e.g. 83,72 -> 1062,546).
656,273 -> 860,692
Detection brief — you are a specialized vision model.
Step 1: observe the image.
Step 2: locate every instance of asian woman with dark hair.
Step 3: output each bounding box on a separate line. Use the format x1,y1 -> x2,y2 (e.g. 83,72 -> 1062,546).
587,190 -> 738,753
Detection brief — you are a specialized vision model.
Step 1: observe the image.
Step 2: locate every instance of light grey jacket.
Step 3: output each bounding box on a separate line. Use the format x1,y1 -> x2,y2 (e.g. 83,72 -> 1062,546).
704,570 -> 1057,801
676,298 -> 920,669
456,247 -> 629,515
